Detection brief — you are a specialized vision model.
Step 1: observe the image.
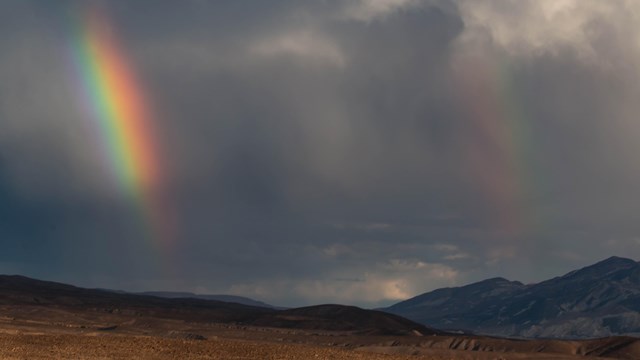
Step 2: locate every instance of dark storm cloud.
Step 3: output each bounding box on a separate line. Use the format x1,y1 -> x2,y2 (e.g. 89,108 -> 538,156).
2,0 -> 640,306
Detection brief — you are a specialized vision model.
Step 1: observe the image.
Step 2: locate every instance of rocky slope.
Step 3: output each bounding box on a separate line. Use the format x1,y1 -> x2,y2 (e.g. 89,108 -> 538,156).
384,256 -> 640,338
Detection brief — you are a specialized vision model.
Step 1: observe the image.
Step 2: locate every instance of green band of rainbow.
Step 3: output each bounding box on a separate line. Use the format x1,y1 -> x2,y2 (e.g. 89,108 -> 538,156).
68,4 -> 174,250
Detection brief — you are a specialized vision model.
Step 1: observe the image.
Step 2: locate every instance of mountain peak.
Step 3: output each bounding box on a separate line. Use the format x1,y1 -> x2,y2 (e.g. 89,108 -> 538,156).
595,256 -> 637,267
482,277 -> 513,284
558,256 -> 637,281
464,277 -> 523,289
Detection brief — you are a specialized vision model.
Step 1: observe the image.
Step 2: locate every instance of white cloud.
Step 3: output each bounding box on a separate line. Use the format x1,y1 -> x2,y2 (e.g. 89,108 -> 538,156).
455,0 -> 640,64
227,259 -> 458,306
250,30 -> 346,67
444,253 -> 471,260
431,243 -> 459,252
339,0 -> 425,22
322,243 -> 353,257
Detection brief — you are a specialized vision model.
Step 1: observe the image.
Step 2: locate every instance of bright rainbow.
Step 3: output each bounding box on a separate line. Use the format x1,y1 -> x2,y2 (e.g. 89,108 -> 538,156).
67,4 -> 174,250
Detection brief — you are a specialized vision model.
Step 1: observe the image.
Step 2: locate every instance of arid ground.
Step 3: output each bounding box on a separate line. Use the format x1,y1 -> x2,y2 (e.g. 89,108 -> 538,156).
1,275 -> 639,360
1,305 -> 638,360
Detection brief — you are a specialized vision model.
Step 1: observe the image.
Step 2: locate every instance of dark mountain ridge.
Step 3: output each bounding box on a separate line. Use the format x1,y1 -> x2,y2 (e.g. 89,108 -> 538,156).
0,274 -> 273,323
0,274 -> 430,336
136,291 -> 280,309
383,256 -> 640,338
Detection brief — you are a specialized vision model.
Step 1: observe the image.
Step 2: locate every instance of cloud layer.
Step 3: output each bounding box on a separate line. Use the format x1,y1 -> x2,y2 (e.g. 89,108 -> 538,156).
2,0 -> 640,306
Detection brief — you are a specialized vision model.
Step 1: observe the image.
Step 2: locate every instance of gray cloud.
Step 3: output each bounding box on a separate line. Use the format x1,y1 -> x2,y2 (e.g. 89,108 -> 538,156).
2,0 -> 640,307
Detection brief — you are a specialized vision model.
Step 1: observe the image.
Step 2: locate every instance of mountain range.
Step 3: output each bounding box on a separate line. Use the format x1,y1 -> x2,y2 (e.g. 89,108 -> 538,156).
383,256 -> 640,338
5,269 -> 640,358
3,256 -> 640,340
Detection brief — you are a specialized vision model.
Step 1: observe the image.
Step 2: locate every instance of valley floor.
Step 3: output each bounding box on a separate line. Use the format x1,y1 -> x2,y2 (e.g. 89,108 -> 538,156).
0,332 -> 604,360
0,304 -> 633,360
0,322 -> 626,360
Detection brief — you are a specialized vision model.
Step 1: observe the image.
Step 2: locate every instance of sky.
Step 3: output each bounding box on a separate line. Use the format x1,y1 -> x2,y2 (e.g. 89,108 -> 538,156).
2,0 -> 640,308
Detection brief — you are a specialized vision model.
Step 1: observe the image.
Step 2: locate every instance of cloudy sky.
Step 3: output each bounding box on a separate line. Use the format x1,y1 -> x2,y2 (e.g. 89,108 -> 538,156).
2,0 -> 640,307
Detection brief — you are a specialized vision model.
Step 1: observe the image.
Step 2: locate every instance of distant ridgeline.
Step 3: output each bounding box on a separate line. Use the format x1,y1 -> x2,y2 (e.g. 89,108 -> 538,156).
383,256 -> 640,339
136,291 -> 280,309
0,275 -> 433,336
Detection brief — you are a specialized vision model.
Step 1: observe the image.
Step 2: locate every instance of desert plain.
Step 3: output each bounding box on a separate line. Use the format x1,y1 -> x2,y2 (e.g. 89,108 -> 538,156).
1,304 -> 639,360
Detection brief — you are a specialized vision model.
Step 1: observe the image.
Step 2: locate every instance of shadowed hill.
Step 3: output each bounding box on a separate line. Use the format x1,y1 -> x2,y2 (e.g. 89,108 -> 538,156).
0,275 -> 274,323
251,304 -> 442,335
0,275 -> 429,335
384,256 -> 640,338
137,291 -> 280,309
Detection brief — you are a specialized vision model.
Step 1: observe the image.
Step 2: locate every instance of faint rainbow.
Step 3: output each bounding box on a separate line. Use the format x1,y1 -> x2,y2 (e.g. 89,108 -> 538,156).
451,52 -> 541,238
66,4 -> 175,252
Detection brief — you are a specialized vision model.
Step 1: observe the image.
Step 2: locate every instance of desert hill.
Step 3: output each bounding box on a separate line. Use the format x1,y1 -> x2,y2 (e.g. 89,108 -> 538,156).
136,291 -> 280,309
0,274 -> 427,335
251,304 -> 440,335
